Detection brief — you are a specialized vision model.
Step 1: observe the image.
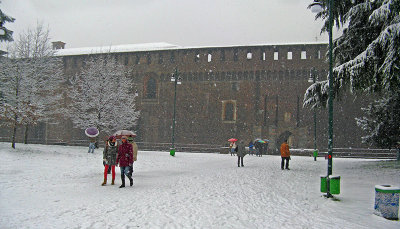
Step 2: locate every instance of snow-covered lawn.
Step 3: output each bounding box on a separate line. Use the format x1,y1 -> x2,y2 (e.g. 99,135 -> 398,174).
0,142 -> 399,229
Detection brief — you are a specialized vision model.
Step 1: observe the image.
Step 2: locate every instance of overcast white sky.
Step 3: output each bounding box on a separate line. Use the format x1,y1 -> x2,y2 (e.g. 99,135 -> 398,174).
1,0 -> 335,49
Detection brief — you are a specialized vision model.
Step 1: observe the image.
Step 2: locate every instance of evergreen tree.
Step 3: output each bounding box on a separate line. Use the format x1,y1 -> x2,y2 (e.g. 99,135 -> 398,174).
0,3 -> 15,42
304,0 -> 400,148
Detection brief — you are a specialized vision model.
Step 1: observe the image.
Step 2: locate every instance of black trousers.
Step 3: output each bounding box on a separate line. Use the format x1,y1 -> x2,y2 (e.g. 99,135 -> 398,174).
237,156 -> 244,167
281,157 -> 290,169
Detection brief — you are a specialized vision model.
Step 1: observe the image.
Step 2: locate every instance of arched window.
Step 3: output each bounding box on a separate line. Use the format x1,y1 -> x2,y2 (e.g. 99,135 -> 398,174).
145,77 -> 157,99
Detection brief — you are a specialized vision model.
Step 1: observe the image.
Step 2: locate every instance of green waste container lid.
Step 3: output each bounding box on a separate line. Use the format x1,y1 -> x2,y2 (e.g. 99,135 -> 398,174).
375,185 -> 400,193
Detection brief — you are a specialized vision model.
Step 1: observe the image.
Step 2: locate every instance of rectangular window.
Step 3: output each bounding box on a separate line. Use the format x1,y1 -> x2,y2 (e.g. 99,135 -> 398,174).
124,55 -> 129,65
301,51 -> 307,60
170,53 -> 175,63
222,100 -> 237,122
234,49 -> 238,61
208,53 -> 212,62
135,55 -> 140,64
247,52 -> 252,60
274,51 -> 279,60
263,52 -> 266,61
220,50 -> 225,61
158,54 -> 163,64
287,52 -> 293,60
317,50 -> 321,59
195,53 -> 200,62
147,54 -> 151,65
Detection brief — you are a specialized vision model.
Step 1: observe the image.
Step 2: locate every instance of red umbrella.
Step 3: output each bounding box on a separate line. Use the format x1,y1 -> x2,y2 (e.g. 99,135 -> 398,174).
113,130 -> 137,139
228,138 -> 238,142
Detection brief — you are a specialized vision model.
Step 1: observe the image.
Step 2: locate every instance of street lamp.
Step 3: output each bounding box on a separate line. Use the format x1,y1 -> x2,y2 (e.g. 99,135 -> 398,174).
308,67 -> 318,161
310,0 -> 335,198
170,68 -> 182,156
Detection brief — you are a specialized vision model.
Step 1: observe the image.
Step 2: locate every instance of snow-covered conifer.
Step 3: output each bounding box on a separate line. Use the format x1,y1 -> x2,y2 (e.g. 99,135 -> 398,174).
304,0 -> 400,147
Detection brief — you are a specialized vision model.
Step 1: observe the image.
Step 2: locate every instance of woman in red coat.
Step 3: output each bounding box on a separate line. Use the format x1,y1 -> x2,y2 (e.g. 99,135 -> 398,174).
116,136 -> 134,188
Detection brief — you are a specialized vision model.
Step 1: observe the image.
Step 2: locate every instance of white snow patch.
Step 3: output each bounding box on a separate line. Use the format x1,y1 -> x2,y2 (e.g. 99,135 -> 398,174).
0,143 -> 399,228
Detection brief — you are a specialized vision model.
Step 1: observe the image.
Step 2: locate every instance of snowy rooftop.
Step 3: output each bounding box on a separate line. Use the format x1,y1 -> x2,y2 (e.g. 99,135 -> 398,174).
55,41 -> 328,56
54,42 -> 181,56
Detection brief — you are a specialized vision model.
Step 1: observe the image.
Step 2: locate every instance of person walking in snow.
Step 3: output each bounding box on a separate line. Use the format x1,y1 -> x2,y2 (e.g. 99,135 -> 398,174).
237,140 -> 246,167
127,136 -> 138,177
116,136 -> 134,188
102,136 -> 118,186
280,139 -> 291,170
254,140 -> 261,157
88,137 -> 96,153
248,140 -> 255,156
230,142 -> 237,156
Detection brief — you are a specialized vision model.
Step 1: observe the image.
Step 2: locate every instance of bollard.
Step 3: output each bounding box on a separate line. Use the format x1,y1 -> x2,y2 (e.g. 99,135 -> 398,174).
374,185 -> 400,220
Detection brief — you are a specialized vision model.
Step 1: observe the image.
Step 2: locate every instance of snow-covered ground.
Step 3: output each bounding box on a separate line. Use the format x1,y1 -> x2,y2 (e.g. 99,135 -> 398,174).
0,142 -> 399,229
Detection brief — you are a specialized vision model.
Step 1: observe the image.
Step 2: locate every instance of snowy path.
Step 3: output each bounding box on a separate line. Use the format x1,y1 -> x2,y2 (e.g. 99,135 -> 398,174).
0,143 -> 399,228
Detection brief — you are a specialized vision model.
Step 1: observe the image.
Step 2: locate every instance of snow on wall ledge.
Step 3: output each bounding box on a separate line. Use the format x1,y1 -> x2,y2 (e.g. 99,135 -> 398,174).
54,42 -> 180,56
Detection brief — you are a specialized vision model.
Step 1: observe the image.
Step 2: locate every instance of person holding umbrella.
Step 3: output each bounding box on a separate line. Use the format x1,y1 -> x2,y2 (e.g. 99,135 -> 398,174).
228,138 -> 237,156
85,127 -> 99,153
116,136 -> 134,188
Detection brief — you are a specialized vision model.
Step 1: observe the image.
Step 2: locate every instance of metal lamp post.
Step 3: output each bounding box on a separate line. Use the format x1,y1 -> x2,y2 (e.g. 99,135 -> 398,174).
170,68 -> 182,156
310,0 -> 334,198
308,67 -> 318,161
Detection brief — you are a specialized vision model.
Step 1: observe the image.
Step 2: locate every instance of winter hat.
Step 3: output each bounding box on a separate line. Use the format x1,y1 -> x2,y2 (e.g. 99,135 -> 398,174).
108,136 -> 116,141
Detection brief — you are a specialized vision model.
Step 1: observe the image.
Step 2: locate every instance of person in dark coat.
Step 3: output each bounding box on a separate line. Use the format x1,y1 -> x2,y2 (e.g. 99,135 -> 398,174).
254,140 -> 261,157
280,139 -> 291,170
237,141 -> 246,167
116,136 -> 134,188
102,136 -> 118,186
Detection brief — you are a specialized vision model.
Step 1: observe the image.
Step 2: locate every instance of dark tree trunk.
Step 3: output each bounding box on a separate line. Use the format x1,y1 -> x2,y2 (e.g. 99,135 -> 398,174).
24,125 -> 29,144
12,123 -> 17,149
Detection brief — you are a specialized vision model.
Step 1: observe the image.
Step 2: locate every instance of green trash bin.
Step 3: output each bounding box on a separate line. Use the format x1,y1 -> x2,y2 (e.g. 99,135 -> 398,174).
313,150 -> 318,158
320,176 -> 327,193
170,148 -> 176,156
329,175 -> 341,195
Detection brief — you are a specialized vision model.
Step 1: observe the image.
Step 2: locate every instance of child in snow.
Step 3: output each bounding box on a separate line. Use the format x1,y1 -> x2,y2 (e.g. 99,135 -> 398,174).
102,136 -> 118,186
116,136 -> 134,188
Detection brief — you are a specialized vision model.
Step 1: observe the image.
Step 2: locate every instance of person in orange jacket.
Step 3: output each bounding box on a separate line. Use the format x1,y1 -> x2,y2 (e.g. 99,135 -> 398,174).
280,139 -> 291,170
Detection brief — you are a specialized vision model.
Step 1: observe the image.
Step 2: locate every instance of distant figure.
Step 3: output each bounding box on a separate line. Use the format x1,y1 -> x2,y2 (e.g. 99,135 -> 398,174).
237,141 -> 245,167
280,139 -> 291,170
230,142 -> 237,156
254,141 -> 261,157
88,137 -> 96,153
127,136 -> 138,176
248,140 -> 254,156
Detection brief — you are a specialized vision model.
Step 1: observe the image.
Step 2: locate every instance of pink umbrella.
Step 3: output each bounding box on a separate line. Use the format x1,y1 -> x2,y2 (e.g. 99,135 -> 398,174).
113,130 -> 136,139
228,138 -> 238,142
